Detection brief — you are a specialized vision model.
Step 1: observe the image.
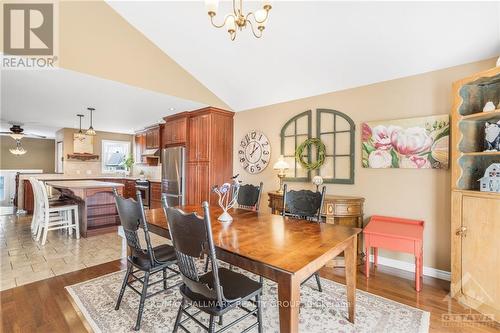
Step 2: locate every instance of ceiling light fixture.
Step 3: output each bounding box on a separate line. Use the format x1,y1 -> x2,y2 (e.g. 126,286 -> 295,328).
76,114 -> 85,139
10,140 -> 27,155
86,107 -> 96,136
205,0 -> 272,41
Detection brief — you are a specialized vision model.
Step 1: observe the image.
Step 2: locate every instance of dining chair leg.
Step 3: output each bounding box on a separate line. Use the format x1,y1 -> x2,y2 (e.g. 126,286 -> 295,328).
314,272 -> 323,292
172,298 -> 184,333
259,276 -> 264,284
74,207 -> 80,239
208,315 -> 215,333
256,294 -> 263,333
115,265 -> 132,310
134,271 -> 150,331
218,315 -> 223,326
162,268 -> 168,290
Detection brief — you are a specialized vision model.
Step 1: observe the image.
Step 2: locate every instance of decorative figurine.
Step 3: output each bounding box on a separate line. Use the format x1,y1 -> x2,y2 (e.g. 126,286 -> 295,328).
484,120 -> 500,152
478,163 -> 500,193
212,177 -> 241,222
483,101 -> 496,112
312,175 -> 324,192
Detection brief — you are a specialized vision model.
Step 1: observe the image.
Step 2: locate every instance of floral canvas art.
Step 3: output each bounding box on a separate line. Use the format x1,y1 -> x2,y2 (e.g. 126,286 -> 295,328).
362,115 -> 449,169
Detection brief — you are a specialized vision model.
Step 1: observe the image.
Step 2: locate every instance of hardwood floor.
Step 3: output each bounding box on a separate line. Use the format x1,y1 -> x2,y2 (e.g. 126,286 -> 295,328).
1,258 -> 499,332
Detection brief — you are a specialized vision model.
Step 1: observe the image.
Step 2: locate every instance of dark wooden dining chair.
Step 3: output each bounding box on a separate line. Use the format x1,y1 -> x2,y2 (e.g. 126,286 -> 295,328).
234,182 -> 263,211
113,190 -> 180,331
162,196 -> 264,333
282,183 -> 326,292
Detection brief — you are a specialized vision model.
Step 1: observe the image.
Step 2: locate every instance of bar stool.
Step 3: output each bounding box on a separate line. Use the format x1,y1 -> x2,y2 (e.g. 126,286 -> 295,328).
34,180 -> 80,245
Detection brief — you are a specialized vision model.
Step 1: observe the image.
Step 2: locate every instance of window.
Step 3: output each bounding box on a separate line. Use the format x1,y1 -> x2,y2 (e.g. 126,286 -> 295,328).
101,140 -> 131,173
280,110 -> 312,181
316,109 -> 355,184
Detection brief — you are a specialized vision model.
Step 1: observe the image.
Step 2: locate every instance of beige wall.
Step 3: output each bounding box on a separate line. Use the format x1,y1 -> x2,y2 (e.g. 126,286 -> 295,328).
0,137 -> 55,173
233,58 -> 497,272
55,128 -> 133,176
58,1 -> 229,110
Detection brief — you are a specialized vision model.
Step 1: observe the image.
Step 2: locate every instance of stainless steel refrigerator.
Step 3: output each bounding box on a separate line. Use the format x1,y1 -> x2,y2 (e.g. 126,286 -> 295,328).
161,147 -> 185,207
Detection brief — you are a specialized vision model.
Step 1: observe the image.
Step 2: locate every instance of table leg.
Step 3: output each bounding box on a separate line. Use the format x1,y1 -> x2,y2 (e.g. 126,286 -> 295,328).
277,273 -> 300,333
415,255 -> 421,292
373,247 -> 378,266
364,243 -> 370,278
344,236 -> 357,323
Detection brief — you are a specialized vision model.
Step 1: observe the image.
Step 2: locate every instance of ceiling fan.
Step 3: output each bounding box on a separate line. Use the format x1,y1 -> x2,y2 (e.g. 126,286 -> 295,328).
0,123 -> 47,140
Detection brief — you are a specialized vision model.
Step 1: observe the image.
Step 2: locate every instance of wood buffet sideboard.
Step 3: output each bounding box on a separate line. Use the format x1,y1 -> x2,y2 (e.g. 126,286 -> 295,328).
268,191 -> 365,264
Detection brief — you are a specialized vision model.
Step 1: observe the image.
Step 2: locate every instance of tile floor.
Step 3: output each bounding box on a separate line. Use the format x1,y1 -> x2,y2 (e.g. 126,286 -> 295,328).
0,214 -> 165,291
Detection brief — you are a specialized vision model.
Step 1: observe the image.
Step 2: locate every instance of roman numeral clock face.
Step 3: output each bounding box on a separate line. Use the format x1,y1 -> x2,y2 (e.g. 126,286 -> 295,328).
238,130 -> 271,174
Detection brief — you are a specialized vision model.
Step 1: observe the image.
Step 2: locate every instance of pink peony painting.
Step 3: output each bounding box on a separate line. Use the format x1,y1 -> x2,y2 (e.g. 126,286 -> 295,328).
362,115 -> 449,169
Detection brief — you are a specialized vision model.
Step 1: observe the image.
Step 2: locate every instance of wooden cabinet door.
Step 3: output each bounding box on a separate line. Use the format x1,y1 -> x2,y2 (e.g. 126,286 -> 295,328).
150,182 -> 162,208
145,128 -> 159,149
187,116 -> 199,162
186,162 -> 198,205
461,195 -> 500,312
135,134 -> 146,163
186,162 -> 210,205
197,114 -> 210,161
197,162 -> 210,204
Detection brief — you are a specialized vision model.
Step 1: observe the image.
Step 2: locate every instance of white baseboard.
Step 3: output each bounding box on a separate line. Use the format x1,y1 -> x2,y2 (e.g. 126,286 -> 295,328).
368,254 -> 451,281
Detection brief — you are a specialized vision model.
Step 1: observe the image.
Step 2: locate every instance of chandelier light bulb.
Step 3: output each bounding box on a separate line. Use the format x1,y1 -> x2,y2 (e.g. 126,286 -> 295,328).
205,0 -> 218,16
226,15 -> 236,33
254,9 -> 267,23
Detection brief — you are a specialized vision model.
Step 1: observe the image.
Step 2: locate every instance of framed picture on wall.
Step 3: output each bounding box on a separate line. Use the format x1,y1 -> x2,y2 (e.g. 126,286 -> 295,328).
362,114 -> 449,169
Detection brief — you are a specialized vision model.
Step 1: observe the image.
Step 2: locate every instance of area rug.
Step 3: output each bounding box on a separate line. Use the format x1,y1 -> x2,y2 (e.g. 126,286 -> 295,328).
66,266 -> 429,333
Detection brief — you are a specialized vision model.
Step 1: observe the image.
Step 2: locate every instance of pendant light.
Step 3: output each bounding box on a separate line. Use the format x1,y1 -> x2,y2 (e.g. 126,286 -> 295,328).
86,107 -> 96,136
76,114 -> 85,140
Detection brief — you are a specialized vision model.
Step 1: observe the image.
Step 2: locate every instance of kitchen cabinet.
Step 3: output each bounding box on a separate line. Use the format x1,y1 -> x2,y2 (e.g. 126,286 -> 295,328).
150,181 -> 162,209
145,126 -> 160,149
185,107 -> 234,205
134,132 -> 146,163
123,180 -> 136,199
188,114 -> 210,162
163,113 -> 188,147
23,180 -> 34,214
186,162 -> 210,205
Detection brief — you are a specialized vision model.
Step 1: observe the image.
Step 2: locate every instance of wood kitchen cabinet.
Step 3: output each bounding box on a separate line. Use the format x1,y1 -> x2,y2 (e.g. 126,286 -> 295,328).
150,181 -> 162,209
145,126 -> 160,149
134,132 -> 146,163
123,180 -> 136,199
185,107 -> 234,205
162,113 -> 188,147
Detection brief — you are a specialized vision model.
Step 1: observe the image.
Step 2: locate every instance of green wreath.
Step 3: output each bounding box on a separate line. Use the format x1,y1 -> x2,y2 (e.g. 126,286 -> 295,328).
295,138 -> 326,171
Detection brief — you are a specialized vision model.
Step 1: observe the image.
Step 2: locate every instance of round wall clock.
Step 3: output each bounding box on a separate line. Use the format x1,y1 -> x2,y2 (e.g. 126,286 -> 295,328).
238,130 -> 271,174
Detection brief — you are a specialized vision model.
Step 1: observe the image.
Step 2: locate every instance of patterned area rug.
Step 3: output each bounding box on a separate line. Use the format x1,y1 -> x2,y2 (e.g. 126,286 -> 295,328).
66,267 -> 429,333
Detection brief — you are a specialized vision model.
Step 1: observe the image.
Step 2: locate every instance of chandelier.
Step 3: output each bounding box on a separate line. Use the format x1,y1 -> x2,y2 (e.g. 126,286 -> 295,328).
10,140 -> 26,155
205,0 -> 272,40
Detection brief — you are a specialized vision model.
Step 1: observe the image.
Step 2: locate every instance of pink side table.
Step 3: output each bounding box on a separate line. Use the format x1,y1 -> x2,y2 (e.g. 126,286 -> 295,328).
363,215 -> 424,292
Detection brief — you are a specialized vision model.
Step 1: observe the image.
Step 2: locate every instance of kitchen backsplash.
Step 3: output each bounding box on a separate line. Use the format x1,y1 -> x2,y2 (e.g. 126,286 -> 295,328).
131,164 -> 161,180
62,161 -> 161,180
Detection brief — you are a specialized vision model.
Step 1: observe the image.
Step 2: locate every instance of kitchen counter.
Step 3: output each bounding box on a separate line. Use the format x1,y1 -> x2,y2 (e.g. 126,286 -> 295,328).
48,180 -> 125,237
16,175 -> 161,212
45,180 -> 124,189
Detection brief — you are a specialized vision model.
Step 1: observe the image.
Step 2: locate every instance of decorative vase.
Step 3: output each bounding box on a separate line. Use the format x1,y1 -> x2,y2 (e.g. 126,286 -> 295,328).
212,178 -> 240,223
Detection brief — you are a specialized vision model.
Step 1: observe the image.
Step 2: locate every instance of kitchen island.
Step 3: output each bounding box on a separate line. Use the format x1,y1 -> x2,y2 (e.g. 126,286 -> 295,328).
46,180 -> 124,237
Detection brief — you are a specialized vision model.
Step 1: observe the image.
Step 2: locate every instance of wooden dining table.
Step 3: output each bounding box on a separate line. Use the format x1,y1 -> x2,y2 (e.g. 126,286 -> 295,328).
145,206 -> 361,333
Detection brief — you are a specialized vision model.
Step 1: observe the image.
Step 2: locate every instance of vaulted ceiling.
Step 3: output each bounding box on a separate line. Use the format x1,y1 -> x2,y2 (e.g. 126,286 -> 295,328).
108,1 -> 500,111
